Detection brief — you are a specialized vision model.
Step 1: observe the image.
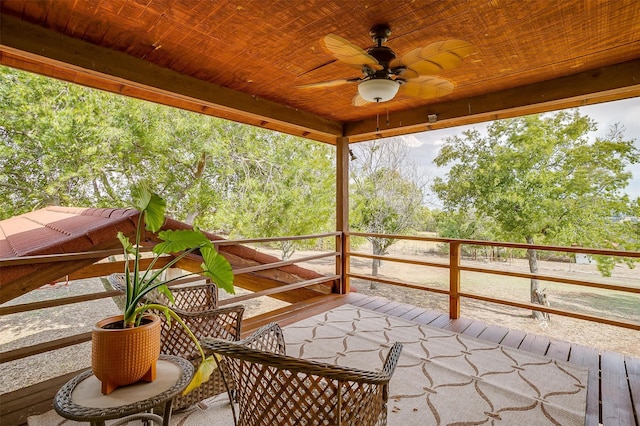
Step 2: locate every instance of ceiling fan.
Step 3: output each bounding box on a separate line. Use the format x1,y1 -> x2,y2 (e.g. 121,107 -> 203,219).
299,25 -> 476,106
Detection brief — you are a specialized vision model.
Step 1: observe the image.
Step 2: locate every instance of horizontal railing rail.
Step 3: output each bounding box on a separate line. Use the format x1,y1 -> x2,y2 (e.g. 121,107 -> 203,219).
345,231 -> 640,331
0,233 -> 340,367
348,231 -> 640,257
212,232 -> 339,246
231,251 -> 339,276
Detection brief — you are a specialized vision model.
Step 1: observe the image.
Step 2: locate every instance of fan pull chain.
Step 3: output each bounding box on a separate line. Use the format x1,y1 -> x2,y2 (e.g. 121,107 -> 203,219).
386,108 -> 390,126
376,112 -> 380,132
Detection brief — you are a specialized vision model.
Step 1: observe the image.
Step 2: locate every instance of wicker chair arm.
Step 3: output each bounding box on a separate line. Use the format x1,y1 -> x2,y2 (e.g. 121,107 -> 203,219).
203,335 -> 399,385
382,342 -> 403,376
381,341 -> 403,401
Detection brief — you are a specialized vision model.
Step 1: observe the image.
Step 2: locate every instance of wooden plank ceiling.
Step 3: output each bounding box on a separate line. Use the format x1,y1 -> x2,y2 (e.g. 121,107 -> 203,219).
1,0 -> 639,144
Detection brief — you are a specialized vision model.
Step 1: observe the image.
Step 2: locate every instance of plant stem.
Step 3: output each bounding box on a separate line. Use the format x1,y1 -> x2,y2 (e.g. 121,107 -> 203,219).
136,304 -> 206,361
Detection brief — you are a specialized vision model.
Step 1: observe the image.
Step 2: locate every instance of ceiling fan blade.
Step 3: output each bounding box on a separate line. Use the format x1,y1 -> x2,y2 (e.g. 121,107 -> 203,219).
391,39 -> 476,76
351,93 -> 370,107
395,68 -> 420,79
390,47 -> 424,71
297,78 -> 357,89
322,34 -> 382,69
399,77 -> 454,99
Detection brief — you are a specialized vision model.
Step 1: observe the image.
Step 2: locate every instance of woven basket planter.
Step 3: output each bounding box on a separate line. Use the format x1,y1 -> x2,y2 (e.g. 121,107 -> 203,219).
92,314 -> 162,395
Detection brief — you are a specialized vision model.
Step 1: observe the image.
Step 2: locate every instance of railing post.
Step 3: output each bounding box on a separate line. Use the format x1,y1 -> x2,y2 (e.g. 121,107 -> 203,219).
342,233 -> 350,293
449,241 -> 461,319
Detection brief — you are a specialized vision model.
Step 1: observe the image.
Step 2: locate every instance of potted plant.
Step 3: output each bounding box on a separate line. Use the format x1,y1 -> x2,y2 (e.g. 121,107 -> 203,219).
92,185 -> 234,394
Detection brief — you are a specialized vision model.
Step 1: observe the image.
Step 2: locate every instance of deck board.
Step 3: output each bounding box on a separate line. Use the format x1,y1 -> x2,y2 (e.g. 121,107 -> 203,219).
442,317 -> 473,333
460,320 -> 488,338
353,296 -> 393,311
374,300 -> 404,314
385,302 -> 421,318
518,332 -> 550,355
411,309 -> 444,325
545,339 -> 572,361
476,324 -> 509,343
569,343 -> 601,426
395,305 -> 426,321
425,313 -> 453,328
626,355 -> 640,425
601,351 -> 636,426
499,328 -> 527,348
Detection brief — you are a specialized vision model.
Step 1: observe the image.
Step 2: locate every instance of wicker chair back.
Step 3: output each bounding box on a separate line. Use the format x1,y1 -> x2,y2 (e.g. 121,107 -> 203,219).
204,322 -> 403,426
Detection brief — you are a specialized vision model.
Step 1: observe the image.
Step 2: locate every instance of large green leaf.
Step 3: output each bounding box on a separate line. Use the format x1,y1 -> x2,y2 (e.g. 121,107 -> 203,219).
116,231 -> 135,254
132,186 -> 166,232
200,246 -> 234,294
145,194 -> 166,233
153,229 -> 212,254
131,185 -> 151,211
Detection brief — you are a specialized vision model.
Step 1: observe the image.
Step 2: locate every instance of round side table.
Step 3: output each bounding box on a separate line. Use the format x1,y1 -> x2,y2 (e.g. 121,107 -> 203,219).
54,355 -> 194,426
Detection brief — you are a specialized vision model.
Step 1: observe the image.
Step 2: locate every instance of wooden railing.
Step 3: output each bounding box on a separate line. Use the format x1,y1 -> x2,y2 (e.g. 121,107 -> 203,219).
1,231 -> 639,400
345,232 -> 640,331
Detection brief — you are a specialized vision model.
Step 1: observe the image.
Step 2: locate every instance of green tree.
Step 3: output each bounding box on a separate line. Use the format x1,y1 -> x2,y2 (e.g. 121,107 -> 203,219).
0,67 -> 123,215
416,206 -> 438,233
350,138 -> 427,283
211,127 -> 335,259
432,111 -> 639,318
1,66 -> 336,249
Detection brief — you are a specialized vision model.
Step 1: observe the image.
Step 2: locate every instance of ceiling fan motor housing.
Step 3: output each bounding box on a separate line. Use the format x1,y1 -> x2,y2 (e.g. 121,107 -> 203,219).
366,46 -> 397,72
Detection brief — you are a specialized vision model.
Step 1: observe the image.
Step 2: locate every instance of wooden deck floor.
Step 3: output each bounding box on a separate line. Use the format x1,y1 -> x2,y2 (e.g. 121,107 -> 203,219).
243,292 -> 640,426
3,292 -> 638,425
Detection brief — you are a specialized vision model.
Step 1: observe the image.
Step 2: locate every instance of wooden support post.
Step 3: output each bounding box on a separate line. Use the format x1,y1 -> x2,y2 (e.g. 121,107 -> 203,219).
449,241 -> 461,319
336,137 -> 350,294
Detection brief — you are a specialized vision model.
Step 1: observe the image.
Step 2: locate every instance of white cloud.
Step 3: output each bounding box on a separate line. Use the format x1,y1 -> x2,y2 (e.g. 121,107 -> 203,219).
400,134 -> 423,148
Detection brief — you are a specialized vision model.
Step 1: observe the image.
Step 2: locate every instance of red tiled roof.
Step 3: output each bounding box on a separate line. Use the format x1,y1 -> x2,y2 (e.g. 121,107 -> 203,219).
0,206 -> 139,303
0,207 -> 328,304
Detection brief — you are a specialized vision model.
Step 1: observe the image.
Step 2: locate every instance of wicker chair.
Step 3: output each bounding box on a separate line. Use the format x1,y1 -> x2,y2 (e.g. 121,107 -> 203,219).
203,322 -> 403,426
107,273 -> 244,411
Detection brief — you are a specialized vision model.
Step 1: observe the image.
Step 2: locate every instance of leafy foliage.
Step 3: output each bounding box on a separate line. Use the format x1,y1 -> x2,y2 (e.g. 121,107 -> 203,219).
432,111 -> 639,280
208,127 -> 335,259
0,66 -> 334,247
119,186 -> 233,395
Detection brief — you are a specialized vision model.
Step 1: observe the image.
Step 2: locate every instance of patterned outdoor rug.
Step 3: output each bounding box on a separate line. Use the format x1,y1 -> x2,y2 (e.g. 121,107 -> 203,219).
29,304 -> 588,425
283,305 -> 589,425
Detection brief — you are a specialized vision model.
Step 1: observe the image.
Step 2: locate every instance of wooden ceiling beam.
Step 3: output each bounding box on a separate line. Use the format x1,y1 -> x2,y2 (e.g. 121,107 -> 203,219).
0,14 -> 343,144
344,59 -> 640,142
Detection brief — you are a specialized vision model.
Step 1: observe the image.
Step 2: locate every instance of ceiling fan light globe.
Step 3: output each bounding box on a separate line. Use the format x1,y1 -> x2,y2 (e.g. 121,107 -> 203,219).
358,79 -> 399,103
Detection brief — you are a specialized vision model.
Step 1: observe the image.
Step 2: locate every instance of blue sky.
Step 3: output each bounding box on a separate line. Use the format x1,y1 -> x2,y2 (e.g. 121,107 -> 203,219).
402,97 -> 640,205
